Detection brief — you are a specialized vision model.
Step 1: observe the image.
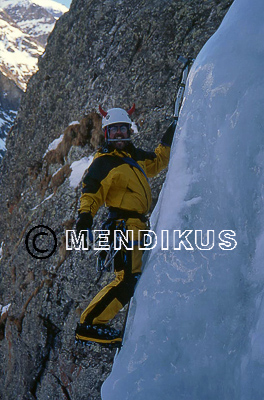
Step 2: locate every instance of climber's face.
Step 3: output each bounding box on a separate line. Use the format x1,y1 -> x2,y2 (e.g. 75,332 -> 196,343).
108,124 -> 130,150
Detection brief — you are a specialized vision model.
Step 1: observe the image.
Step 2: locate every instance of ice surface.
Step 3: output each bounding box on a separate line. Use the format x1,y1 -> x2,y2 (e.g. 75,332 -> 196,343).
102,0 -> 264,398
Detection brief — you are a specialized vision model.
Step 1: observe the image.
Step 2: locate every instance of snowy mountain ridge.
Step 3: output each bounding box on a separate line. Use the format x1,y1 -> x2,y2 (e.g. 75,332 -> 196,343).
0,0 -> 68,90
1,0 -> 68,21
0,0 -> 68,159
0,8 -> 44,91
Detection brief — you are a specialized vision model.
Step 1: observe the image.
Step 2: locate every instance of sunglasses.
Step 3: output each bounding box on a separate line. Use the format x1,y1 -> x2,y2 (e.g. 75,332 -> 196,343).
108,125 -> 128,135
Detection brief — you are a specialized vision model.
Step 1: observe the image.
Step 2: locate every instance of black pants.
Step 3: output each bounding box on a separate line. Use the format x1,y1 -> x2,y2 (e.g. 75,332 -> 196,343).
80,218 -> 145,325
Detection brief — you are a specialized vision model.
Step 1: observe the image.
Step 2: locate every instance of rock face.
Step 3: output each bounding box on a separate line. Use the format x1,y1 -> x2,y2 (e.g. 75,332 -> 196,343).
0,0 -> 233,399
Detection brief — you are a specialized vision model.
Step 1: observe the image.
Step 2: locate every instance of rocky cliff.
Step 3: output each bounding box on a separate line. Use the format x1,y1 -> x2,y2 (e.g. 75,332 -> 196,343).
0,0 -> 233,399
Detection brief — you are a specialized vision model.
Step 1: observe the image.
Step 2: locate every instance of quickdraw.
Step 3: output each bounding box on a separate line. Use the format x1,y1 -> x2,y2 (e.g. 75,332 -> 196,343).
94,219 -> 149,273
95,219 -> 126,272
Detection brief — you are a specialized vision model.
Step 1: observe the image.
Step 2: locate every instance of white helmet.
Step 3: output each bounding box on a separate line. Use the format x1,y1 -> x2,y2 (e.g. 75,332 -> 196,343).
99,104 -> 135,129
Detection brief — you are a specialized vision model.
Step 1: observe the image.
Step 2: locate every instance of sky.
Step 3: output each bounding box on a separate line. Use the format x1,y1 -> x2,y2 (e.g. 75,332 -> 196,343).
55,0 -> 72,8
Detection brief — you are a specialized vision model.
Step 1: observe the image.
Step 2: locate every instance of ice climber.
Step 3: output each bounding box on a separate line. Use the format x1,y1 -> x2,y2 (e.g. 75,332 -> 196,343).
75,104 -> 176,347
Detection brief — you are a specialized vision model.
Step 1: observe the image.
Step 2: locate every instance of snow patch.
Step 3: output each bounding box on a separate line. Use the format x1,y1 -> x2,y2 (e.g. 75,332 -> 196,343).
0,138 -> 6,152
131,122 -> 139,134
44,133 -> 64,157
0,242 -> 4,260
31,193 -> 54,210
68,121 -> 80,126
69,156 -> 94,188
0,303 -> 11,317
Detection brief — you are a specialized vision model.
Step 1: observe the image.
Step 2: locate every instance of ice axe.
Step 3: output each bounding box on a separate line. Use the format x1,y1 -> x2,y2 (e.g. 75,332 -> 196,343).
173,56 -> 195,121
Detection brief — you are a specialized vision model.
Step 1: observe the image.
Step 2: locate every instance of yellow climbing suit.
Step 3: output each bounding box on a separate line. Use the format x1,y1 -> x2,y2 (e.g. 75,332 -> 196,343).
78,142 -> 170,326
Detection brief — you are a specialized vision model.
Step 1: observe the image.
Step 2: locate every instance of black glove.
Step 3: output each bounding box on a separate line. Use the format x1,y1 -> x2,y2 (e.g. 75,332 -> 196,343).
76,212 -> 93,233
161,120 -> 177,147
76,212 -> 93,247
